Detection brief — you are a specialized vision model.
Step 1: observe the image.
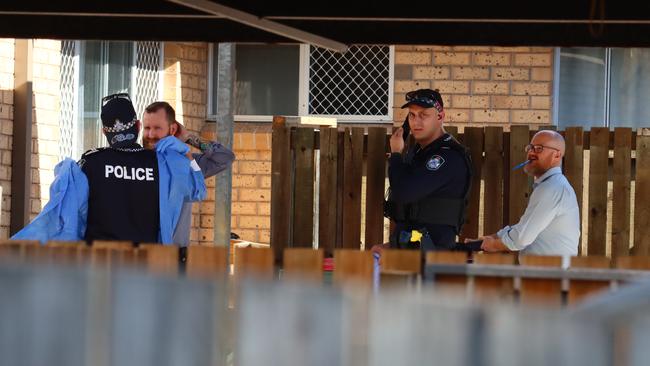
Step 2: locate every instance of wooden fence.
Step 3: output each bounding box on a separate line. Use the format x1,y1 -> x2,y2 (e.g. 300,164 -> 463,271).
271,120 -> 650,262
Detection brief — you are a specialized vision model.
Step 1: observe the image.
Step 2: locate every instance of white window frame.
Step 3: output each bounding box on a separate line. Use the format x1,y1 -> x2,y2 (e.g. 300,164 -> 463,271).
207,43 -> 394,123
71,40 -> 82,159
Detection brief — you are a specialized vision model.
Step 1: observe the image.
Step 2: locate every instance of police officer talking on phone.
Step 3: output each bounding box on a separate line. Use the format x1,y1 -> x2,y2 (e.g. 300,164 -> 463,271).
383,89 -> 472,252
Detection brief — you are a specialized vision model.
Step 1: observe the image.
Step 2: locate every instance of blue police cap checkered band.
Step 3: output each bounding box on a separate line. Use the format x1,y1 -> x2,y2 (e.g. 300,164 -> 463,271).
103,118 -> 137,133
100,93 -> 137,133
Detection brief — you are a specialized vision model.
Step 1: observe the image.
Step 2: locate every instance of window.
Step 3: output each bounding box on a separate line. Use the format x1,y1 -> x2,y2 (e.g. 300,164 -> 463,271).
556,47 -> 650,128
79,41 -> 134,153
233,44 -> 300,116
59,41 -> 162,158
209,44 -> 394,122
308,45 -> 391,117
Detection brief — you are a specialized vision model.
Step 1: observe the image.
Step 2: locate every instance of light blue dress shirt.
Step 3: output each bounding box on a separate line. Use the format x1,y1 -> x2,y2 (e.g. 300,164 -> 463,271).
497,166 -> 580,257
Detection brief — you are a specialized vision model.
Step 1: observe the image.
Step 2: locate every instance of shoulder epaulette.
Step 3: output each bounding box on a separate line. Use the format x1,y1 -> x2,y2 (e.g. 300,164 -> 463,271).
78,147 -> 108,168
81,147 -> 107,158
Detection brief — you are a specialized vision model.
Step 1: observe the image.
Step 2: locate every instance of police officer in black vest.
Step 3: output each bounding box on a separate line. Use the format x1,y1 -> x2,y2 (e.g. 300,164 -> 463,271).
383,89 -> 472,252
79,93 -> 163,243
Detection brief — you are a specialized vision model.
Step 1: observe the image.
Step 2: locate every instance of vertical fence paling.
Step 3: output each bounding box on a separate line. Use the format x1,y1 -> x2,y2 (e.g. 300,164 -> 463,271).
365,127 -> 387,248
270,117 -> 291,264
319,128 -> 338,256
508,126 -> 530,225
292,128 -> 315,248
634,134 -> 650,256
564,127 -> 584,254
336,131 -> 345,249
502,131 -> 511,228
612,128 -> 632,259
483,127 -> 504,235
341,128 -> 364,249
270,125 -> 646,257
588,127 -> 609,256
462,127 -> 484,240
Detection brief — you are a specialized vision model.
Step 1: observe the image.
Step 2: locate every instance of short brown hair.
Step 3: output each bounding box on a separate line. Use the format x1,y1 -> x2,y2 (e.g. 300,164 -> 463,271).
144,101 -> 176,124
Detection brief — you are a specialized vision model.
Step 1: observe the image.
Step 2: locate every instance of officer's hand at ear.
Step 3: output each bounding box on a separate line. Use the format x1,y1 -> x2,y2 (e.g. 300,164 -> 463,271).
390,127 -> 405,153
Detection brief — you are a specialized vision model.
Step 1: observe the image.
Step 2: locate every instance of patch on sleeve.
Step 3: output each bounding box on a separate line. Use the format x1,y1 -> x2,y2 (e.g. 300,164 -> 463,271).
426,155 -> 445,171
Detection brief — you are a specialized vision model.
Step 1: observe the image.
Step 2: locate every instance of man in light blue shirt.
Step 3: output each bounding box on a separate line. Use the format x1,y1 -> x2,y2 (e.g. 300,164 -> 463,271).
471,130 -> 580,257
142,101 -> 235,247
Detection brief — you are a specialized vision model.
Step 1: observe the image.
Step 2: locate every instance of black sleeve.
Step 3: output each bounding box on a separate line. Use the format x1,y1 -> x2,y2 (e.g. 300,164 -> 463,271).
388,149 -> 465,203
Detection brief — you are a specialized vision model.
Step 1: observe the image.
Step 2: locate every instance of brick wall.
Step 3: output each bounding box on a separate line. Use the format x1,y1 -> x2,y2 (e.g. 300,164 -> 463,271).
162,42 -> 208,135
198,123 -> 272,245
30,40 -> 62,220
393,46 -> 554,129
0,39 -> 14,239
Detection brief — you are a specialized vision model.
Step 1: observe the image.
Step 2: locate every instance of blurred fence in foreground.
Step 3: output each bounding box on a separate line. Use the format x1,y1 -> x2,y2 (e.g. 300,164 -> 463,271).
1,262 -> 649,366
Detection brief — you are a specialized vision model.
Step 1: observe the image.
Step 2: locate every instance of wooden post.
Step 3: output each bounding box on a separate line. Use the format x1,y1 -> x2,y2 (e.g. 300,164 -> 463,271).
292,128 -> 315,248
10,39 -> 33,235
319,127 -> 338,257
564,127 -> 584,254
186,245 -> 228,278
234,247 -> 274,279
333,249 -> 373,285
283,248 -> 323,282
365,127 -> 387,248
588,127 -> 609,256
633,135 -> 650,256
462,127 -> 484,240
341,128 -> 364,249
508,126 -> 531,224
271,116 -> 292,264
139,244 -> 179,275
483,127 -> 504,235
612,128 -> 632,259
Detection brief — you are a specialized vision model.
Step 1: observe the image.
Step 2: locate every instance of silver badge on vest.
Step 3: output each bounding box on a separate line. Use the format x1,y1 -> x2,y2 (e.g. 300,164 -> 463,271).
426,155 -> 445,171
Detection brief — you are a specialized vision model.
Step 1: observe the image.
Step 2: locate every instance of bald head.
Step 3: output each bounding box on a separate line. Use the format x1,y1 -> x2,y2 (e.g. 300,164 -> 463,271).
523,129 -> 565,178
532,130 -> 565,157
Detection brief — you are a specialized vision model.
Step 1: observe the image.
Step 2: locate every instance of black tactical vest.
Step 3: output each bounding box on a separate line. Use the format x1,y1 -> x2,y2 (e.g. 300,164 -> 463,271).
384,134 -> 473,235
80,146 -> 160,243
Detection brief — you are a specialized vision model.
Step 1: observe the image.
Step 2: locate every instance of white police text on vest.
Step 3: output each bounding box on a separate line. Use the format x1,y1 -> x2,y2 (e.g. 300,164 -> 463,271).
105,165 -> 155,181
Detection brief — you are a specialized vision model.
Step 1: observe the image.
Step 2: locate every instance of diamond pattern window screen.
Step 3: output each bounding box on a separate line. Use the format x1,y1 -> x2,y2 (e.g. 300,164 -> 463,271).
308,45 -> 391,117
59,41 -> 161,158
59,40 -> 77,159
134,41 -> 162,117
